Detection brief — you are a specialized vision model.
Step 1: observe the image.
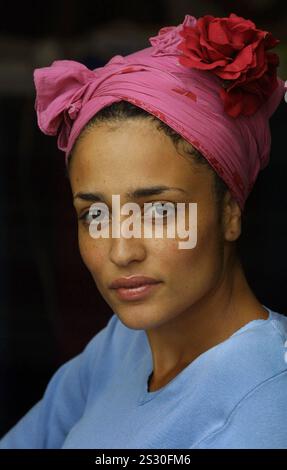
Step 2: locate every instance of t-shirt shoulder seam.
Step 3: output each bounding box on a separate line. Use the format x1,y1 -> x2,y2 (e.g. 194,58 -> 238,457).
270,316 -> 287,343
191,368 -> 287,448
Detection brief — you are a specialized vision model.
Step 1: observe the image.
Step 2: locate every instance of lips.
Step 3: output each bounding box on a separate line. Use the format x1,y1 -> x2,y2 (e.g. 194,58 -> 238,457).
109,275 -> 161,289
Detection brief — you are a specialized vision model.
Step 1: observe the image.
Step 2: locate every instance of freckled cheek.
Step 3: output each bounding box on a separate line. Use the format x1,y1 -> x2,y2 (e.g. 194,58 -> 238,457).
149,237 -> 195,277
179,218 -> 223,288
154,222 -> 220,287
78,233 -> 107,275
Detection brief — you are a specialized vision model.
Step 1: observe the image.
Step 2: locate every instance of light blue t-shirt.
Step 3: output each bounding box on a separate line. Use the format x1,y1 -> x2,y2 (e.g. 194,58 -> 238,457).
1,305 -> 287,449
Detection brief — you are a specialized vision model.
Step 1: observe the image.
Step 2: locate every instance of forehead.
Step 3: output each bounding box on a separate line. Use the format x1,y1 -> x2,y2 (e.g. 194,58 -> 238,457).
69,119 -> 213,195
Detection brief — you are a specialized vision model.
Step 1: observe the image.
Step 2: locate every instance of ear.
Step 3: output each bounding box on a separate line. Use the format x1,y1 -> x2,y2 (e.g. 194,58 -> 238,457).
222,191 -> 242,242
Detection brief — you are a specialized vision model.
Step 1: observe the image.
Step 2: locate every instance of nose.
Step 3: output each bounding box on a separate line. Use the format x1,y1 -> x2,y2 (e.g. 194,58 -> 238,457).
109,234 -> 146,267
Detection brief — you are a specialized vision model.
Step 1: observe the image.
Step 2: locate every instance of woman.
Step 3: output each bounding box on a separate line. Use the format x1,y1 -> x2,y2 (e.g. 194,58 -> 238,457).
1,12 -> 287,449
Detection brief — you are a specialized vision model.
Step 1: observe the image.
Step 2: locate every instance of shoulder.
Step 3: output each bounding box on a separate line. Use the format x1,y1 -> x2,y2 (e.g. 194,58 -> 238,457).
195,369 -> 287,448
208,308 -> 287,394
192,308 -> 287,448
0,313 -> 144,448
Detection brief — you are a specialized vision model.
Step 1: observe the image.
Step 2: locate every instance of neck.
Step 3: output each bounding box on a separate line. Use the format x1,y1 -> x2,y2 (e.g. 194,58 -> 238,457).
145,250 -> 268,389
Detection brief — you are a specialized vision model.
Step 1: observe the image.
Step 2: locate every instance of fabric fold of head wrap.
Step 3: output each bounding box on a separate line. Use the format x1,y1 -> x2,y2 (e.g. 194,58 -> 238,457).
33,13 -> 286,210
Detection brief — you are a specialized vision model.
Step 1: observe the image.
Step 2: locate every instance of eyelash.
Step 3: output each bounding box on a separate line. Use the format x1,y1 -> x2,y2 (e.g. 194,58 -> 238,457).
78,201 -> 176,225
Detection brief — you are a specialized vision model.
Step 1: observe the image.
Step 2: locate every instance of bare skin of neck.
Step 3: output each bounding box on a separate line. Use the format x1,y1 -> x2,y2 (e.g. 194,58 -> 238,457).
147,255 -> 268,393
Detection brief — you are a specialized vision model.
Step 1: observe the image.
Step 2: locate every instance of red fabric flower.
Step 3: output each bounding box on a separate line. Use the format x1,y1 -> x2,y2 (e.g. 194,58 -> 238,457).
177,13 -> 280,117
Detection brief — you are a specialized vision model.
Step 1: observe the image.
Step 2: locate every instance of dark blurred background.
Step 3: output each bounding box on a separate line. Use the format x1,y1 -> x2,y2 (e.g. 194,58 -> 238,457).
0,0 -> 287,437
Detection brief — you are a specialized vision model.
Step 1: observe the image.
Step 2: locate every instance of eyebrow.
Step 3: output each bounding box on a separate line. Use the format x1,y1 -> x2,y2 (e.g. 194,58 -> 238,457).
73,185 -> 187,202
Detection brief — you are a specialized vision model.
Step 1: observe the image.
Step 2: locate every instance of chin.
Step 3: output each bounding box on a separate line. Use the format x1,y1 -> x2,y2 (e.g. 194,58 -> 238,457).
113,303 -> 177,331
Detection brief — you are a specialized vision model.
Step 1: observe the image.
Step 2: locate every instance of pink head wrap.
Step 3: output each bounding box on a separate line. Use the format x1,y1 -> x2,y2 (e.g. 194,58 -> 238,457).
33,13 -> 286,210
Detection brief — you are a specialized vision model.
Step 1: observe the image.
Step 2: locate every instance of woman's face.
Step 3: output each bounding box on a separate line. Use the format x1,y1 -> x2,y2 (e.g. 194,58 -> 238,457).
69,118 -> 228,330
